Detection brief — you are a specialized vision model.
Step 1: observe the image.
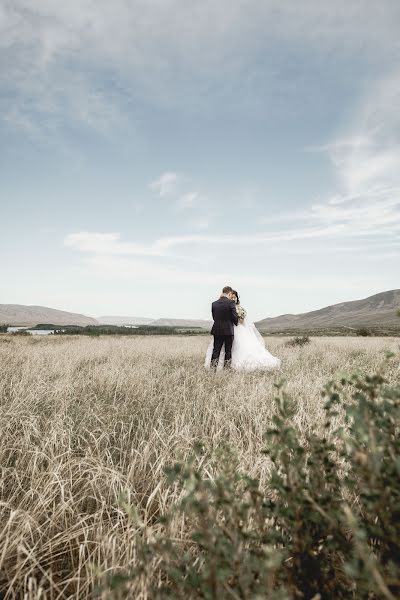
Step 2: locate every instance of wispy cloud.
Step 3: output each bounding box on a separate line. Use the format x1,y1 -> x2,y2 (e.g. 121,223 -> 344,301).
65,201 -> 400,261
149,173 -> 203,211
149,172 -> 180,198
64,232 -> 165,257
178,192 -> 199,209
311,73 -> 400,195
263,72 -> 400,248
259,189 -> 400,242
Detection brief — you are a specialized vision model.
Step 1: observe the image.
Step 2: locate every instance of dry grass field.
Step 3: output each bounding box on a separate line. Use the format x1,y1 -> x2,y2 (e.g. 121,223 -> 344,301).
0,334 -> 398,599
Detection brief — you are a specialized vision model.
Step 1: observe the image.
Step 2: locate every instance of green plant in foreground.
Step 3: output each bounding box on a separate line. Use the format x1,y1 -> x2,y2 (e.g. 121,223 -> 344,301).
108,355 -> 400,599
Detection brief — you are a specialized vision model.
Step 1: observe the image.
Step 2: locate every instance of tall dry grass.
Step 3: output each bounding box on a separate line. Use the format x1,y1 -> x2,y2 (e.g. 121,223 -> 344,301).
0,334 -> 398,599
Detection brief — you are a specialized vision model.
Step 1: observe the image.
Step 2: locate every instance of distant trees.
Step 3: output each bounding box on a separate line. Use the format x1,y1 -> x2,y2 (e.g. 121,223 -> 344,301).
0,324 -> 8,333
52,324 -> 206,336
356,327 -> 372,337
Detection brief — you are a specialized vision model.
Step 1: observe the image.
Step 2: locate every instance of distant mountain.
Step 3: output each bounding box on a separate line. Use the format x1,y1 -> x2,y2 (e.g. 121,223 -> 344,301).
8,290 -> 398,332
0,304 -> 98,327
150,318 -> 212,329
256,290 -> 400,332
98,316 -> 212,329
97,316 -> 154,326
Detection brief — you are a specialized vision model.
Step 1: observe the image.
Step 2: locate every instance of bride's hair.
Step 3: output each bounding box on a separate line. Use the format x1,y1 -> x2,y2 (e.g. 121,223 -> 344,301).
232,290 -> 240,305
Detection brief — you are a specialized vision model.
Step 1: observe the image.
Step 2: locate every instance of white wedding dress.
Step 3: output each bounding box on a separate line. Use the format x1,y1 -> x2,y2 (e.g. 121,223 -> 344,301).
204,313 -> 280,372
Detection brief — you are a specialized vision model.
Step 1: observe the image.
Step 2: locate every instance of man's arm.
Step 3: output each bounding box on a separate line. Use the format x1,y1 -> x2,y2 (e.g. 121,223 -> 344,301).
230,301 -> 239,326
212,302 -> 215,320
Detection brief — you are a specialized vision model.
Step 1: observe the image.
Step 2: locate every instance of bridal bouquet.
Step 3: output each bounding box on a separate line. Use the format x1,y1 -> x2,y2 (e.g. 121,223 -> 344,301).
236,305 -> 247,321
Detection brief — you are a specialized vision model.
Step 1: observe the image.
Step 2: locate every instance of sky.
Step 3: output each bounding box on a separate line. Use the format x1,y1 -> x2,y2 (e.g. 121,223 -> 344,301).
1,1 -> 399,321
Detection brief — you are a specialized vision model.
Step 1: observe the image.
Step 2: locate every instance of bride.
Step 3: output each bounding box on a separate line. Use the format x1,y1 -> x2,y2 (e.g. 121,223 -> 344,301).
205,290 -> 280,372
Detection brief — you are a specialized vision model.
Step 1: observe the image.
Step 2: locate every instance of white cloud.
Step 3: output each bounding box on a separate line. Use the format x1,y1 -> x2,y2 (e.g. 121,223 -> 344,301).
64,231 -> 165,257
149,172 -> 180,198
256,188 -> 400,250
149,176 -> 203,211
65,201 -> 400,262
178,191 -> 198,209
314,74 -> 400,195
268,72 -> 400,248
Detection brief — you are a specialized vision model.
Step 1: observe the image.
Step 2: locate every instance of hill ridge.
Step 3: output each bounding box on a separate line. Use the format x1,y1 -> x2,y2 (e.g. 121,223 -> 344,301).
256,289 -> 400,332
0,304 -> 98,327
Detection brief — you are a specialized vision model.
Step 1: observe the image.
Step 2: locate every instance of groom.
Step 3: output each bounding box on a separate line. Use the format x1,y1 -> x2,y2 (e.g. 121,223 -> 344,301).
211,286 -> 239,369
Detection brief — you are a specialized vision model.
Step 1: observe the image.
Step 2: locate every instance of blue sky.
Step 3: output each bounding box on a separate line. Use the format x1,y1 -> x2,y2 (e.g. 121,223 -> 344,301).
1,1 -> 399,320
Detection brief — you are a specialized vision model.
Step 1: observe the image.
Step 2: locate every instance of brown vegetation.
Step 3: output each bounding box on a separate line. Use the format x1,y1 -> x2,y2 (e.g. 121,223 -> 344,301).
0,335 -> 398,598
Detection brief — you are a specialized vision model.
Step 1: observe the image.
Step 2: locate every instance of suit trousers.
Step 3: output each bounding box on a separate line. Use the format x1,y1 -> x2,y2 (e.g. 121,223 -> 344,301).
211,335 -> 234,368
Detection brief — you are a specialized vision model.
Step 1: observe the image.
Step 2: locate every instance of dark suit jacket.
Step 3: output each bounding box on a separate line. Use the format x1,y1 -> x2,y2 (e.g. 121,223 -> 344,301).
211,296 -> 239,336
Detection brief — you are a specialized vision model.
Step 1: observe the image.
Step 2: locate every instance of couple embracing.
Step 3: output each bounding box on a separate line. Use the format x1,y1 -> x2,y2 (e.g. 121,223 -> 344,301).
205,286 -> 280,372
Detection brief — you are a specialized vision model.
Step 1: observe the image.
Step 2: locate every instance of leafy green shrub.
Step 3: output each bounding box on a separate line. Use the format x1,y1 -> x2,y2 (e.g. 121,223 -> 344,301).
107,355 -> 400,599
285,335 -> 310,347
